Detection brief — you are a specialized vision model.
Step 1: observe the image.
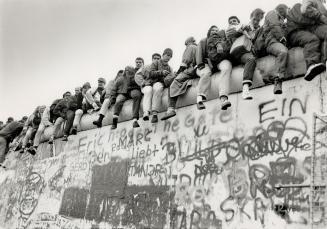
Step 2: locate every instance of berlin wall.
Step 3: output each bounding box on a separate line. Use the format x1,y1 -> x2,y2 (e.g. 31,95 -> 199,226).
0,74 -> 326,229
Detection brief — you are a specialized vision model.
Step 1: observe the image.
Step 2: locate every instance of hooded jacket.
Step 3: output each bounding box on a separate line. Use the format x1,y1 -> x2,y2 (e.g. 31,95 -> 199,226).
111,66 -> 140,98
263,9 -> 287,47
0,121 -> 24,143
287,1 -> 327,35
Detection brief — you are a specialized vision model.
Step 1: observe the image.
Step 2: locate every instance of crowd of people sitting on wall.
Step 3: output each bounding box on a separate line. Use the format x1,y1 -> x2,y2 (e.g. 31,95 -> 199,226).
0,0 -> 326,168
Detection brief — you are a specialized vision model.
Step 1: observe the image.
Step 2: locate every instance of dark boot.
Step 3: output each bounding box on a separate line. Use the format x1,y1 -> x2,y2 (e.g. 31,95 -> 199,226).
111,117 -> 118,130
151,114 -> 158,123
71,127 -> 77,135
197,101 -> 206,110
93,114 -> 104,128
273,78 -> 282,94
133,120 -> 140,128
304,63 -> 326,81
161,110 -> 176,121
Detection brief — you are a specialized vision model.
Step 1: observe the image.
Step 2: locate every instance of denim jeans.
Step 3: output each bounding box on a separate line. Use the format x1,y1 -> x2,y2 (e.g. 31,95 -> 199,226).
141,82 -> 164,114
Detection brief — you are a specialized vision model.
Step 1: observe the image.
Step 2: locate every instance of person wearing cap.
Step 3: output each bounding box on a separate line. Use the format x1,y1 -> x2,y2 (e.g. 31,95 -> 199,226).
84,77 -> 106,112
226,16 -> 257,100
107,65 -> 143,129
196,25 -> 232,110
286,0 -> 327,81
20,105 -> 46,153
141,48 -> 174,123
161,37 -> 198,120
262,4 -> 289,94
93,70 -> 123,128
70,82 -> 91,135
0,120 -> 24,167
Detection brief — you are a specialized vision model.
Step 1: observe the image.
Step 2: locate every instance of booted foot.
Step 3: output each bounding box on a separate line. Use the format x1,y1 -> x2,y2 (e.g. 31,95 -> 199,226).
28,146 -> 37,156
161,110 -> 176,121
93,120 -> 102,128
62,135 -> 68,141
197,101 -> 206,110
143,112 -> 150,121
0,164 -> 7,169
304,63 -> 326,81
151,114 -> 158,123
48,137 -> 54,145
273,79 -> 282,94
71,128 -> 77,135
111,117 -> 118,130
133,120 -> 140,128
242,89 -> 253,100
221,100 -> 231,110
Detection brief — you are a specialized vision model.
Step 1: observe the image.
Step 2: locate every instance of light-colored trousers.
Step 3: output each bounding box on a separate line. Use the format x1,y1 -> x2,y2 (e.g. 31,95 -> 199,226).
141,82 -> 164,115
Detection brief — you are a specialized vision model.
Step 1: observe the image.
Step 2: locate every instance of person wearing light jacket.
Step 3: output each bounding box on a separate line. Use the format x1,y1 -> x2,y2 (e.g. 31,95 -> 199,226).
20,105 -> 46,153
287,0 -> 327,81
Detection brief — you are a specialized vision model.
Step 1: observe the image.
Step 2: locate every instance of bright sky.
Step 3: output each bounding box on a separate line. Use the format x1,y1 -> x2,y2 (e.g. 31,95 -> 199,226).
0,0 -> 301,121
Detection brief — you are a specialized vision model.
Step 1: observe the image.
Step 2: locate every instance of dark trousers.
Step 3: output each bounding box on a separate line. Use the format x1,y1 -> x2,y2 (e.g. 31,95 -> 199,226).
64,110 -> 75,135
113,89 -> 142,119
289,24 -> 327,67
240,52 -> 256,86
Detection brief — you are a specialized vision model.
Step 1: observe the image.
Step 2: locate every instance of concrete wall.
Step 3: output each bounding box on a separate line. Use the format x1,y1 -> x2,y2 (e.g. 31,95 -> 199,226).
0,49 -> 326,229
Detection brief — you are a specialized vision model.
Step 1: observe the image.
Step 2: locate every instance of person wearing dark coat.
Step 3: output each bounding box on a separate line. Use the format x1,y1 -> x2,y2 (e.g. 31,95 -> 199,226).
54,88 -> 82,141
0,120 -> 24,167
110,65 -> 143,129
48,91 -> 71,144
161,37 -> 198,120
196,25 -> 232,110
262,4 -> 289,94
287,0 -> 327,81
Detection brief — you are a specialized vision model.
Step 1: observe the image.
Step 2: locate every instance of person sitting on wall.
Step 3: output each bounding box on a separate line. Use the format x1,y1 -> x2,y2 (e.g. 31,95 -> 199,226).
247,8 -> 265,39
93,70 -> 124,128
141,48 -> 174,123
84,77 -> 106,112
196,25 -> 232,110
161,37 -> 198,120
71,82 -> 91,135
48,91 -> 72,144
226,15 -> 258,100
20,105 -> 46,153
53,87 -> 83,141
261,4 -> 289,94
28,93 -> 70,155
287,0 -> 327,81
109,65 -> 143,129
0,119 -> 24,168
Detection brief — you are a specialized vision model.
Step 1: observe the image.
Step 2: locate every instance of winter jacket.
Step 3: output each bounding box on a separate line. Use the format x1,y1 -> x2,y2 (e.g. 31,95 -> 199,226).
0,121 -> 24,143
49,99 -> 62,122
111,67 -> 139,97
181,43 -> 197,69
263,10 -> 286,47
196,30 -> 231,71
24,112 -> 42,130
148,59 -> 174,86
287,2 -> 327,35
53,99 -> 69,119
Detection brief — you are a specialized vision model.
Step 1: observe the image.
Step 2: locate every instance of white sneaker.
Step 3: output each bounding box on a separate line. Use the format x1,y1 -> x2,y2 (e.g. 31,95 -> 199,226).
242,87 -> 253,100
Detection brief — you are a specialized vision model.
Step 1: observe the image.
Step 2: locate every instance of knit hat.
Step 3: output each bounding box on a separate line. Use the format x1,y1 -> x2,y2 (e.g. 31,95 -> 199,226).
82,82 -> 91,89
98,77 -> 106,84
163,48 -> 173,57
185,36 -> 196,46
228,16 -> 240,24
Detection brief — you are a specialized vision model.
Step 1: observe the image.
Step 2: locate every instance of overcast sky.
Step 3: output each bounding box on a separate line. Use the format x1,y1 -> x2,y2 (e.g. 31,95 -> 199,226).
0,0 -> 301,121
